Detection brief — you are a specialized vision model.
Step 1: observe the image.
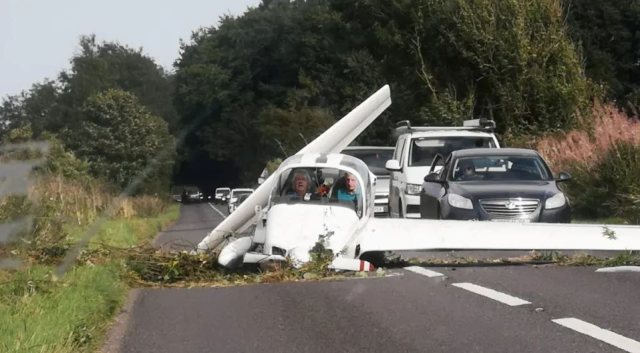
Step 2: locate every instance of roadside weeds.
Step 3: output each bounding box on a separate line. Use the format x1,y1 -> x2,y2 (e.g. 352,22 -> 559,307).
0,205 -> 179,353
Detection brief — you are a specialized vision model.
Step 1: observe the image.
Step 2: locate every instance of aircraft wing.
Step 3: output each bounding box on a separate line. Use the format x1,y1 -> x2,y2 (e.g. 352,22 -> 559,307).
358,218 -> 640,254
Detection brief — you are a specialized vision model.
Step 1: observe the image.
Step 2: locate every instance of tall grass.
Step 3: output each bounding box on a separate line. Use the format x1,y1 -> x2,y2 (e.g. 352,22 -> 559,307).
536,101 -> 640,172
0,196 -> 179,353
534,102 -> 640,222
13,174 -> 171,245
0,262 -> 128,353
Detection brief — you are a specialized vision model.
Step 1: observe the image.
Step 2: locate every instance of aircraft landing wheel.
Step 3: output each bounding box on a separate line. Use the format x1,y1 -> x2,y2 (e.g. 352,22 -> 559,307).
360,251 -> 386,268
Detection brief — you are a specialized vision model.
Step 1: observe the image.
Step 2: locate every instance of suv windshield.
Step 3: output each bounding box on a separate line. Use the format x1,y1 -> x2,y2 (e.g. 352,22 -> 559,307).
237,194 -> 250,204
216,190 -> 230,196
342,148 -> 394,176
450,156 -> 552,181
409,136 -> 496,167
233,191 -> 252,199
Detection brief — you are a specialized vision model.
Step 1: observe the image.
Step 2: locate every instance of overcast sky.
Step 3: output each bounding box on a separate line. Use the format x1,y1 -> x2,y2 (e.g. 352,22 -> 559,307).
0,0 -> 261,98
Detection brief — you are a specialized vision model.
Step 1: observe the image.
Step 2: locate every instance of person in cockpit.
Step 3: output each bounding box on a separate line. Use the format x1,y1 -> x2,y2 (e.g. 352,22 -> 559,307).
336,172 -> 361,201
288,170 -> 314,198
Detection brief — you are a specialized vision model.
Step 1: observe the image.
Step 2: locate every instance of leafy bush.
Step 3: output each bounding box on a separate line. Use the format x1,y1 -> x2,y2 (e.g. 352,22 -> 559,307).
41,136 -> 91,181
597,143 -> 640,220
0,195 -> 32,222
64,89 -> 175,195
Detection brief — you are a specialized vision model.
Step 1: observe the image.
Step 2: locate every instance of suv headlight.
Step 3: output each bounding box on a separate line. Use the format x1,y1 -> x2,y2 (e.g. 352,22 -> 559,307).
405,184 -> 422,195
448,194 -> 473,210
545,193 -> 566,209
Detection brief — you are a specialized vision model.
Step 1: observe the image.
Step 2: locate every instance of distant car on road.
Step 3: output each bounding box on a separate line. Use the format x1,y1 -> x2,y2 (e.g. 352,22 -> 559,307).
214,187 -> 231,204
228,188 -> 254,214
341,146 -> 395,217
420,148 -> 572,223
182,186 -> 203,204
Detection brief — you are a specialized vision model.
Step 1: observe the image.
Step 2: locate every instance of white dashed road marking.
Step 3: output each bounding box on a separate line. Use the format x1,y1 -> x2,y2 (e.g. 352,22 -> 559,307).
207,203 -> 227,219
452,283 -> 531,306
553,318 -> 640,353
595,266 -> 640,273
405,266 -> 444,278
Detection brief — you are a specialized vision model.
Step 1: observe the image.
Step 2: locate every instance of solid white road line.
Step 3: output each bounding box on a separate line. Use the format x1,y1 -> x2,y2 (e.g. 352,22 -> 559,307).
553,318 -> 640,353
596,266 -> 640,273
207,203 -> 227,219
405,266 -> 444,278
452,283 -> 531,306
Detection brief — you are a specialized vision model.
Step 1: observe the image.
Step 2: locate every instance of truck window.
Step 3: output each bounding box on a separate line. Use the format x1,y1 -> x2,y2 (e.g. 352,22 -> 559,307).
393,138 -> 402,160
342,149 -> 394,177
397,138 -> 407,167
408,136 -> 496,167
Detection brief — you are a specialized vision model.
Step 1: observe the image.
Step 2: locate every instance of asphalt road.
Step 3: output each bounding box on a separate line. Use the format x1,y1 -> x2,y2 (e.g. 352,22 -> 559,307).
107,202 -> 640,353
151,201 -> 227,251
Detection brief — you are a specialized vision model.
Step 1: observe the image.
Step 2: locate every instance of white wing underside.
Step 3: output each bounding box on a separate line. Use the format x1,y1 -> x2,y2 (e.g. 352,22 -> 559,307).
359,218 -> 640,254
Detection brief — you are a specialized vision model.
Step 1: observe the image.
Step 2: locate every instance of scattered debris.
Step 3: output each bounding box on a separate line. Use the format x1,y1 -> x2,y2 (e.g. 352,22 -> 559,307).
303,273 -> 319,280
602,226 -> 617,240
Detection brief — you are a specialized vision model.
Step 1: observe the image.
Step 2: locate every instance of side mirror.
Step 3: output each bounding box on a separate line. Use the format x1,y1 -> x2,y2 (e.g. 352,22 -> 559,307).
258,177 -> 265,185
556,171 -> 572,182
423,172 -> 443,183
385,159 -> 401,172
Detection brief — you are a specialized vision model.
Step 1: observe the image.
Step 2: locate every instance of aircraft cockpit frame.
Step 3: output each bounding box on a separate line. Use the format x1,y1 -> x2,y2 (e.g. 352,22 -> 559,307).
266,153 -> 375,219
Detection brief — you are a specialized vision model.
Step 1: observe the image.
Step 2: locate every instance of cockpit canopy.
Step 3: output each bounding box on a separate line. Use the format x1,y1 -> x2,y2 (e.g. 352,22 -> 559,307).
269,154 -> 373,217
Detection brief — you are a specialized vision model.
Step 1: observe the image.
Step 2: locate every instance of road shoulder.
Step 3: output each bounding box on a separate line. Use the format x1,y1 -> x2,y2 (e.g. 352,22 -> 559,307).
100,288 -> 142,353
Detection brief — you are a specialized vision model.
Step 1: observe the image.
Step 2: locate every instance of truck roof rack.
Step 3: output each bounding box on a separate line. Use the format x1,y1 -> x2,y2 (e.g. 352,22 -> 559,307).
394,118 -> 496,135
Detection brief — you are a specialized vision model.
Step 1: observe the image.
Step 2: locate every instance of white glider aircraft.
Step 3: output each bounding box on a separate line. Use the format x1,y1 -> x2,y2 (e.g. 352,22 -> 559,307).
197,85 -> 640,271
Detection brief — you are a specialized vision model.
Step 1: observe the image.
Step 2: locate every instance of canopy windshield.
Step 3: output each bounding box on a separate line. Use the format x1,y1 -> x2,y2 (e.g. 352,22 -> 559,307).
271,164 -> 369,217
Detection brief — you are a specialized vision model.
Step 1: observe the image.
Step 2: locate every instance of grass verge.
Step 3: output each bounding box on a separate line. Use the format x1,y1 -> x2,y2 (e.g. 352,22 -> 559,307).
0,205 -> 179,353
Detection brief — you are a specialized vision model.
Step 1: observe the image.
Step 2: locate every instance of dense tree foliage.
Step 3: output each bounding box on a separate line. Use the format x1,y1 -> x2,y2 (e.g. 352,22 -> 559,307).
64,89 -> 174,193
0,36 -> 178,194
1,0 -> 638,189
0,35 -> 178,137
174,0 -> 389,180
174,0 -> 593,181
59,35 -> 179,130
563,0 -> 640,109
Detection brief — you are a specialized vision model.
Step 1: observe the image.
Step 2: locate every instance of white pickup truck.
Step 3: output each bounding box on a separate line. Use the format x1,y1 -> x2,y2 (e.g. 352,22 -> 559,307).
214,187 -> 231,204
385,119 -> 501,218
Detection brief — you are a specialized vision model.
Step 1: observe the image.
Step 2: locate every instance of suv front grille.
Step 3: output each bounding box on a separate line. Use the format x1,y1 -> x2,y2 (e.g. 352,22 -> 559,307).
479,198 -> 539,218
